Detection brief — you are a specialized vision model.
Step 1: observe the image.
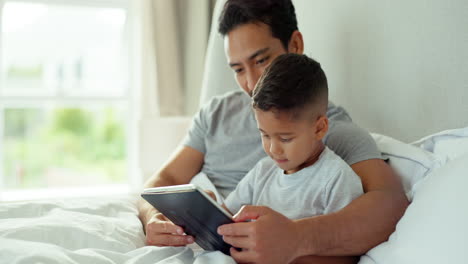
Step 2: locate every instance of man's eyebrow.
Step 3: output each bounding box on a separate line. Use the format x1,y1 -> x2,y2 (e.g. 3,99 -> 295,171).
248,47 -> 270,60
229,47 -> 270,67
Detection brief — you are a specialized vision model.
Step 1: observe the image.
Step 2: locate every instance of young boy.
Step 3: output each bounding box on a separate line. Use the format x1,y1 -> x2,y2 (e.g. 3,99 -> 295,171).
223,53 -> 363,223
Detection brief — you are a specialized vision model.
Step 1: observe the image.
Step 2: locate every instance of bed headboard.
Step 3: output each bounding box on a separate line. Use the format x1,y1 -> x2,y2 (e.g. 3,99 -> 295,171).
200,0 -> 468,142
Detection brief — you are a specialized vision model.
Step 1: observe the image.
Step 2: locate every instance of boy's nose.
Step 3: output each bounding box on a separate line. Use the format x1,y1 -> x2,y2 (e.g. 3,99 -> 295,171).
270,143 -> 283,155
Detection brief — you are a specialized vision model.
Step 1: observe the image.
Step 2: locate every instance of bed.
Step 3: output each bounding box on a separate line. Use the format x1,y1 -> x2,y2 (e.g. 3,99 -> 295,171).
2,0 -> 468,263
2,129 -> 467,264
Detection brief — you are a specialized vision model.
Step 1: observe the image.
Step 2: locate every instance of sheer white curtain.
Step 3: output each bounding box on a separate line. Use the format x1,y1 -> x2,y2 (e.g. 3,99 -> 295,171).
135,0 -> 216,182
136,0 -> 215,117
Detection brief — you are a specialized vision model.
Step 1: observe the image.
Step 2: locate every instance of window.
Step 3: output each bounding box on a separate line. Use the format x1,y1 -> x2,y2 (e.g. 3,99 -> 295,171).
0,0 -> 136,200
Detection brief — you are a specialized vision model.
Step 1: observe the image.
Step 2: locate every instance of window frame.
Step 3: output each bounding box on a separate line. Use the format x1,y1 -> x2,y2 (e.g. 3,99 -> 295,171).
0,0 -> 139,200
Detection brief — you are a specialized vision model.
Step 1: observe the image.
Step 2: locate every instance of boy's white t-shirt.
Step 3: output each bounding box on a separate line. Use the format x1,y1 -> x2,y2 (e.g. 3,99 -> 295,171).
224,147 -> 363,219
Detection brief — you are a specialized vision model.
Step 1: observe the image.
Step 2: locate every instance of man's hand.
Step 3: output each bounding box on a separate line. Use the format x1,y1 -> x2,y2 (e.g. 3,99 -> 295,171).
218,205 -> 301,264
138,145 -> 205,246
145,212 -> 194,246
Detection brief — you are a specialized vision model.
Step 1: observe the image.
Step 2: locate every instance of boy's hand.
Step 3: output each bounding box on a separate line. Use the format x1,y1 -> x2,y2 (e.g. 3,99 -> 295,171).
145,212 -> 194,246
218,205 -> 301,264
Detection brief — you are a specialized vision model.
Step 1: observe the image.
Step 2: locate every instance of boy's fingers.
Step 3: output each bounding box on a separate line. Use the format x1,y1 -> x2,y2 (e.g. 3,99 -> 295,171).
233,205 -> 272,222
222,235 -> 253,249
217,222 -> 253,236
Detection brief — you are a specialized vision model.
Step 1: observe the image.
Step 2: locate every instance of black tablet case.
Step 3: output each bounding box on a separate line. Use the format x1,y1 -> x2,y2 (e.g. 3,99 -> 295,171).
141,190 -> 233,255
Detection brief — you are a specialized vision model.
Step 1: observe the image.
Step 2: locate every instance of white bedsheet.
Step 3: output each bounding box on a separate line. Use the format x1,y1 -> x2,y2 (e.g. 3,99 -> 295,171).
0,195 -> 235,264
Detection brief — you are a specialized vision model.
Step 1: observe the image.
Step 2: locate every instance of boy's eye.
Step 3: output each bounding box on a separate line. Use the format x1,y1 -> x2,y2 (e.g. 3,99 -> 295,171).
234,68 -> 243,74
261,134 -> 270,139
280,138 -> 293,143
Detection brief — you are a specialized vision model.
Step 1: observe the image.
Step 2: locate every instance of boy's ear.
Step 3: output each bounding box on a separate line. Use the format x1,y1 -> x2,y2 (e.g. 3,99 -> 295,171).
315,115 -> 328,140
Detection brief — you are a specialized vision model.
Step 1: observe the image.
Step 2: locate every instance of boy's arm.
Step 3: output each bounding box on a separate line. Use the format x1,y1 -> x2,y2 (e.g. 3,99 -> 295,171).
218,159 -> 408,263
138,145 -> 204,246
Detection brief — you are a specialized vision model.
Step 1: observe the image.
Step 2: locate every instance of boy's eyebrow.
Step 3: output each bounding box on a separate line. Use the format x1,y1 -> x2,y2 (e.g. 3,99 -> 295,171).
259,128 -> 294,136
229,47 -> 270,67
276,132 -> 295,136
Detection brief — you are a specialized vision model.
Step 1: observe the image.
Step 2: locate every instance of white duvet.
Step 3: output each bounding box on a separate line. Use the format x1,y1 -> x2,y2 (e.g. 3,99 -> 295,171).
3,128 -> 466,264
0,195 -> 235,264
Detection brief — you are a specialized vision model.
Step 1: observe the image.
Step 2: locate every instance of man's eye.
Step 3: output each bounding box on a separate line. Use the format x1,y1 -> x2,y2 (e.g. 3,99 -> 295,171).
280,138 -> 292,143
256,56 -> 269,65
261,134 -> 270,139
234,68 -> 243,74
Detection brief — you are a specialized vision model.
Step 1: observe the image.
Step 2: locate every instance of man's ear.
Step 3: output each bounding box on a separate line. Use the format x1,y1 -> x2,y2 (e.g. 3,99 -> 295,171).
315,115 -> 328,140
288,30 -> 304,54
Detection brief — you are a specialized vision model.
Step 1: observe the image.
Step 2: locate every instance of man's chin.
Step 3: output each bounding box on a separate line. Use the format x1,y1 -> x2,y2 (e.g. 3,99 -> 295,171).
241,89 -> 253,97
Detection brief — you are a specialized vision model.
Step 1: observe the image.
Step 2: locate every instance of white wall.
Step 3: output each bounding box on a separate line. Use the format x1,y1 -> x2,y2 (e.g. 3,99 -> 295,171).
201,0 -> 468,142
295,0 -> 468,142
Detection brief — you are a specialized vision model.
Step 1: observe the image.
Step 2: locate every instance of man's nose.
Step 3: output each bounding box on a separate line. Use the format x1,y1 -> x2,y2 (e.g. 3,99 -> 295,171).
246,69 -> 259,92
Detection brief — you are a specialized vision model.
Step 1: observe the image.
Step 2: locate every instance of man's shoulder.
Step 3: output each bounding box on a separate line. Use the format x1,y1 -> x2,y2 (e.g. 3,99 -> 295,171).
326,101 -> 352,122
202,90 -> 249,112
324,106 -> 382,165
198,90 -> 254,129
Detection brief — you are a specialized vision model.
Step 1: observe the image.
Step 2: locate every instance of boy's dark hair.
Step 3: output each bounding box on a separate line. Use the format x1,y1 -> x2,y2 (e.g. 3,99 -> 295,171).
252,54 -> 328,119
218,0 -> 298,49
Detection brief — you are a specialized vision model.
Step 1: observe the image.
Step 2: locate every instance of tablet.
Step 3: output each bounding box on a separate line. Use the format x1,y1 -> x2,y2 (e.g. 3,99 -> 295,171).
141,184 -> 233,255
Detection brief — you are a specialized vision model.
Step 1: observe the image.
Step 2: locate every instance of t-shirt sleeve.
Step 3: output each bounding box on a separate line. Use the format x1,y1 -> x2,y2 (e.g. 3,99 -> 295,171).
324,120 -> 383,165
224,164 -> 257,215
323,167 -> 364,215
181,103 -> 210,154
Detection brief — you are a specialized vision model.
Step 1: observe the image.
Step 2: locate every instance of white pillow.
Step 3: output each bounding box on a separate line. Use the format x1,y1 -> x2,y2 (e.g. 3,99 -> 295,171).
412,126 -> 468,162
359,153 -> 468,264
371,133 -> 443,201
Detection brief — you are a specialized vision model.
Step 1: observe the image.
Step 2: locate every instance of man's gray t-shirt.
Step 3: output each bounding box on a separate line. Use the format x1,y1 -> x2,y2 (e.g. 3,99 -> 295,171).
224,147 -> 363,219
183,90 -> 381,198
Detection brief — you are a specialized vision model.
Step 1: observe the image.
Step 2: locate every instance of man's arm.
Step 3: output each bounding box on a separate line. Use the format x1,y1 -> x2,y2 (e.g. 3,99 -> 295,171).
295,159 -> 408,256
291,255 -> 359,264
138,145 -> 204,246
218,159 -> 409,263
220,206 -> 359,264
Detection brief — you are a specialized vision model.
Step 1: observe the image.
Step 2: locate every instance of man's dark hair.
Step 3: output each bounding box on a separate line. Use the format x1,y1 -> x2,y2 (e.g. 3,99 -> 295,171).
218,0 -> 298,49
252,54 -> 328,119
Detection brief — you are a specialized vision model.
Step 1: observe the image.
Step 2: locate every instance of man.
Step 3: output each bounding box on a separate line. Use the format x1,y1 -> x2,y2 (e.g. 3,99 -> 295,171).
138,0 -> 408,263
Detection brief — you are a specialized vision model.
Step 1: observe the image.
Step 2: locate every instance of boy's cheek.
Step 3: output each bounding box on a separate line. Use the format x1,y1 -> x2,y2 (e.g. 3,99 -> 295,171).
261,141 -> 270,154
